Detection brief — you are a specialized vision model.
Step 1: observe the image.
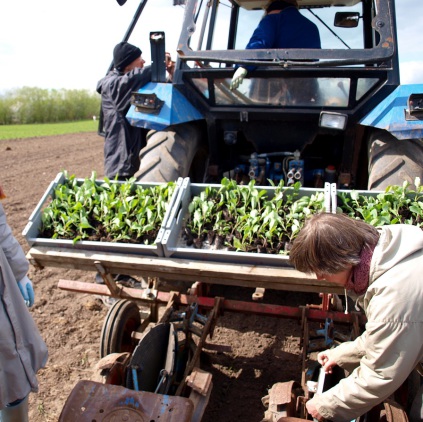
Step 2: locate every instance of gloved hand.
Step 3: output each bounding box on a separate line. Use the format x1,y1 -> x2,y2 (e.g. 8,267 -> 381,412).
18,276 -> 35,307
230,67 -> 247,90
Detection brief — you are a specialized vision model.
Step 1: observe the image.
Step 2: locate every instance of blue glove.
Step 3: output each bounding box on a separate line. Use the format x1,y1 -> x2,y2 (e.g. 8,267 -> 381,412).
18,276 -> 35,307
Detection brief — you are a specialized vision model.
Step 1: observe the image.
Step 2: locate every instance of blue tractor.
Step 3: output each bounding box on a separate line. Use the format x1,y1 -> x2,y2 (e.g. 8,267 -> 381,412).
115,0 -> 423,191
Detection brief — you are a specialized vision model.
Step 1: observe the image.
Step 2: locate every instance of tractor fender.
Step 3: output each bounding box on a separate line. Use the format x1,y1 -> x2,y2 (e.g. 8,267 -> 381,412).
126,82 -> 203,131
360,84 -> 423,140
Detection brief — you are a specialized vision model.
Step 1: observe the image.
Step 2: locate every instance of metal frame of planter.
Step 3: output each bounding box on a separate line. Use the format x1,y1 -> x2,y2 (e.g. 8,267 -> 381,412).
25,175 -> 378,422
25,174 -> 383,295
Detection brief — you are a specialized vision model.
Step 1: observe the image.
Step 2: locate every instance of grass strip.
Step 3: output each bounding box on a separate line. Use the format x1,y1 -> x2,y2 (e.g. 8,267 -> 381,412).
0,120 -> 98,140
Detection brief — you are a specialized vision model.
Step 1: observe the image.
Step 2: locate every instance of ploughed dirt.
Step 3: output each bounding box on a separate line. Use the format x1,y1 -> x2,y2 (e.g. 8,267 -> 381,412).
1,133 -> 318,421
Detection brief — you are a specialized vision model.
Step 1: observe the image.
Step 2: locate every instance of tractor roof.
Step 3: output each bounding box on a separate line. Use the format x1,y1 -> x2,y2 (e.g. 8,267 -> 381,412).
234,0 -> 361,10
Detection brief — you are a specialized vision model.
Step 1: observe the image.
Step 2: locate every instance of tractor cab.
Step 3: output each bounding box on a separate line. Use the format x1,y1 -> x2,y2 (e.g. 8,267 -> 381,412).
126,0 -> 423,190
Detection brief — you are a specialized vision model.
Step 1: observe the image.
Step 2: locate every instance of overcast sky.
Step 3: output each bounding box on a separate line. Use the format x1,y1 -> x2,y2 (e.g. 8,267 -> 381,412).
0,0 -> 422,93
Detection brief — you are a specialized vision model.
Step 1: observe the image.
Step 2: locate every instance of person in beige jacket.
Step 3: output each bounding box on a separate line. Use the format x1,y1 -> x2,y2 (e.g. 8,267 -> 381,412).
0,186 -> 48,421
289,212 -> 423,421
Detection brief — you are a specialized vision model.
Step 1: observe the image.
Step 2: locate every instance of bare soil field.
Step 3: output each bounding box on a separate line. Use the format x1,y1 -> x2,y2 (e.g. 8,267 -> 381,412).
0,133 -> 314,421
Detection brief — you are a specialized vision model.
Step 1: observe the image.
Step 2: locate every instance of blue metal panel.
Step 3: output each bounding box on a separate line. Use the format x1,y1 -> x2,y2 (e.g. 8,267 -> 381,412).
126,82 -> 204,131
360,84 -> 423,140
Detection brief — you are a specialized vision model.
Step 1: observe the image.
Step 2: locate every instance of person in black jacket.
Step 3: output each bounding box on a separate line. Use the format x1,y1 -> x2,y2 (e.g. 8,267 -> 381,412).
96,42 -> 153,299
97,41 -> 152,180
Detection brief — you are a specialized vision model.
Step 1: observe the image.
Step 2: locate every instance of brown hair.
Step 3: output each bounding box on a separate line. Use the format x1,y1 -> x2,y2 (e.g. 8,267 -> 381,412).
289,213 -> 380,275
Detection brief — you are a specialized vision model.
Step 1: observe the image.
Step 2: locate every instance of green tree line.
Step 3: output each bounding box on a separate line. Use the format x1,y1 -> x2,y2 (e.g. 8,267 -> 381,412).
0,87 -> 100,125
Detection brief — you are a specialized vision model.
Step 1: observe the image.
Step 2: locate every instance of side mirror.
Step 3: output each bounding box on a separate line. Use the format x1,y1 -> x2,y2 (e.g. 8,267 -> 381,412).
334,12 -> 360,28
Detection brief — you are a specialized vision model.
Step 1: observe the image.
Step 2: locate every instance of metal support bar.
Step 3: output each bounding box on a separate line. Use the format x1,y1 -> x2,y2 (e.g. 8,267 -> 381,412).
158,291 -> 180,324
300,306 -> 309,390
175,297 -> 221,397
319,293 -> 333,312
94,261 -> 121,296
29,245 -> 342,294
58,279 -> 366,326
150,31 -> 166,83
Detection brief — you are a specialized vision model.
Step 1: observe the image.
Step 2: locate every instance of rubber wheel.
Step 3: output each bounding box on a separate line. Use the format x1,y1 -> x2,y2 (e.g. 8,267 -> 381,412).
134,122 -> 207,183
368,130 -> 423,190
100,299 -> 141,358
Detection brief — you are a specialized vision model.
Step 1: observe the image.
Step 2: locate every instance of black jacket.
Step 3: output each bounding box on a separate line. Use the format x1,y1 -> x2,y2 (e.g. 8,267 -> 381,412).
97,66 -> 151,178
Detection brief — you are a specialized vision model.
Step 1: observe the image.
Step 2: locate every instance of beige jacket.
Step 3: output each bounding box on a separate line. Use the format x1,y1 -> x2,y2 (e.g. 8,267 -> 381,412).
313,224 -> 423,421
0,203 -> 48,409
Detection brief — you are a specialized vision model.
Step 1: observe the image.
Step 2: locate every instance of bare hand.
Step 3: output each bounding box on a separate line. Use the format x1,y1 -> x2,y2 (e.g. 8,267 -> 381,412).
306,399 -> 325,421
165,53 -> 175,78
317,351 -> 337,374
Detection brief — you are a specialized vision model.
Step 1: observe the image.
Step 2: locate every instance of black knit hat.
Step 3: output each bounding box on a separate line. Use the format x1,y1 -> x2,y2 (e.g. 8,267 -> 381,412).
266,0 -> 298,13
113,42 -> 142,71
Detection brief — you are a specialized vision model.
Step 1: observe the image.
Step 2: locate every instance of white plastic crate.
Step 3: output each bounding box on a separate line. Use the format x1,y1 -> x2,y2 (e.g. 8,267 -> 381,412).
23,172 -> 183,257
160,178 -> 326,267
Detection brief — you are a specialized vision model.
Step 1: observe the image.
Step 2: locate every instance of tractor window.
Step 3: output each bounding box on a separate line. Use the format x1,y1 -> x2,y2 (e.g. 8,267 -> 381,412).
234,3 -> 365,51
188,1 -> 364,53
177,0 -> 395,72
235,8 -> 264,49
356,78 -> 379,101
189,0 -> 233,52
212,0 -> 233,50
235,4 -> 364,50
308,4 -> 364,49
191,76 -> 352,107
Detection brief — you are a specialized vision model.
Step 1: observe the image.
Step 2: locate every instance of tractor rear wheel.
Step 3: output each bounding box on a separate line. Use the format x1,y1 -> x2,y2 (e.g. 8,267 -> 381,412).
368,130 -> 423,190
135,122 -> 207,183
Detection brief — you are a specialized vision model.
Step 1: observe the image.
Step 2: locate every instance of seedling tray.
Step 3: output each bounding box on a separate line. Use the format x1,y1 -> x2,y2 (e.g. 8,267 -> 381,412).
160,178 -> 326,267
23,172 -> 183,257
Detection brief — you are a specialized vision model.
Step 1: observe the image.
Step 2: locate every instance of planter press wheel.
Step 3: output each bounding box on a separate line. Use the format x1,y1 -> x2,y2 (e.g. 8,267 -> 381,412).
100,299 -> 141,359
354,399 -> 409,422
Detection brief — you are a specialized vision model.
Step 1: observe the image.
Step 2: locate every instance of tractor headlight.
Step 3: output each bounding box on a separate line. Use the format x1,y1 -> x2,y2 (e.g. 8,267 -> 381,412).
319,112 -> 348,130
